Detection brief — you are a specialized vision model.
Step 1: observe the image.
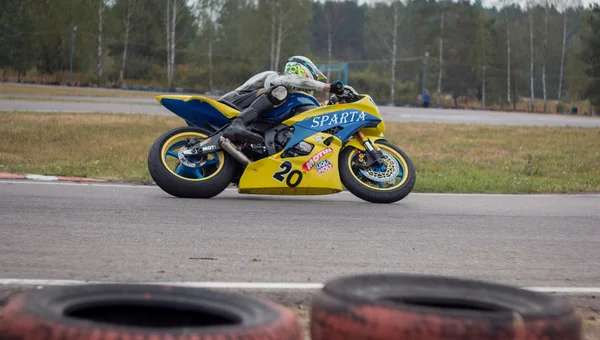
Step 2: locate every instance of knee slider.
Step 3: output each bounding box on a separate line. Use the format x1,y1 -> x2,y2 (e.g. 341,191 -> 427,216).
267,85 -> 288,105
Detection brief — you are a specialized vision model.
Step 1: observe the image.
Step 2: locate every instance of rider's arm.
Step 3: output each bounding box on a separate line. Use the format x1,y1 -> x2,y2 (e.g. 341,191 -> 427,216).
267,73 -> 331,92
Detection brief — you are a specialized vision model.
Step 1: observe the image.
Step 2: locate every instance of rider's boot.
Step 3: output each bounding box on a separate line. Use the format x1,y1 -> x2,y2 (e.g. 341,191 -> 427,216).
223,86 -> 288,144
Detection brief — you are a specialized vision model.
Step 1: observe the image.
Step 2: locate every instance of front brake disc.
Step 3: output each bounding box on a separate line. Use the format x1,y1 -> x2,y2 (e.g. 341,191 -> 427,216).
358,150 -> 399,184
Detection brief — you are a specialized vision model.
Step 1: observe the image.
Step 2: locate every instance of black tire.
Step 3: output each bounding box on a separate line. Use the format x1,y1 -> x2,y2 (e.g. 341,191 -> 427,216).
310,273 -> 582,340
1,284 -> 303,340
147,126 -> 237,198
339,139 -> 416,204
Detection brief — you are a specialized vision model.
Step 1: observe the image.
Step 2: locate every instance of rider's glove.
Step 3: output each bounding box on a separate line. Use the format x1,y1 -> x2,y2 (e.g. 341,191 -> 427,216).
329,80 -> 345,95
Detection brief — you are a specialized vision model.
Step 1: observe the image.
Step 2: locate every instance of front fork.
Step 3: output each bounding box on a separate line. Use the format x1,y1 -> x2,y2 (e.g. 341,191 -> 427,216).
354,131 -> 385,168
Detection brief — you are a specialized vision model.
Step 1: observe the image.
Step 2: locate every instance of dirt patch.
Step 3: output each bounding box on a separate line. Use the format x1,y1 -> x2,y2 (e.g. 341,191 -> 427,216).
581,308 -> 600,340
291,306 -> 311,339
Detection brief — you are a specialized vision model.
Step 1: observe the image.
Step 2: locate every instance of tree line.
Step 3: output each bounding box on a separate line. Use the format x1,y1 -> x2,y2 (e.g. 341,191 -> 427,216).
1,0 -> 599,113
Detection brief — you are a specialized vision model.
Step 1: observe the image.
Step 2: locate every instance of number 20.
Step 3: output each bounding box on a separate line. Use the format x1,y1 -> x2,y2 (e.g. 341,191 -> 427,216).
273,161 -> 303,188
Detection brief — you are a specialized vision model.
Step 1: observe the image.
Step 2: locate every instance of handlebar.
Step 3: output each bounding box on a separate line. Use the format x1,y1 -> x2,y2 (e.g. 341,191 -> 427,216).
327,88 -> 359,105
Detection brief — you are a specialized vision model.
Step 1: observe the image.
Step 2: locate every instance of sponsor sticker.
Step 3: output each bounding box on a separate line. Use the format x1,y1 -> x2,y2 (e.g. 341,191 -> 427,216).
310,110 -> 367,128
302,147 -> 333,171
316,159 -> 334,174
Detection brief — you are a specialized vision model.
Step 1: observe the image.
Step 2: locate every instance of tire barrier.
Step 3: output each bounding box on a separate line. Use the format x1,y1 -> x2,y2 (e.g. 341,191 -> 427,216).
0,284 -> 303,340
310,273 -> 582,340
0,274 -> 583,340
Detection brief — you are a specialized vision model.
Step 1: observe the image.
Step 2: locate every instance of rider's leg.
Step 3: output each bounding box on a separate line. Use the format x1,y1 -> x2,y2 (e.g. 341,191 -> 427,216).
223,85 -> 288,144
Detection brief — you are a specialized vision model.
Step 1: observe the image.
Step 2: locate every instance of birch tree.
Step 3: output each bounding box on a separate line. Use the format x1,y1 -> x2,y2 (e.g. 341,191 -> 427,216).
97,0 -> 105,85
323,0 -> 345,80
366,0 -> 406,105
172,0 -> 185,87
557,0 -> 576,109
265,0 -> 312,71
197,0 -> 224,91
437,7 -> 445,105
498,0 -> 512,106
527,0 -> 536,112
118,0 -> 144,85
165,0 -> 185,88
166,0 -> 171,87
542,0 -> 550,112
478,10 -> 489,109
269,0 -> 276,70
388,0 -> 404,105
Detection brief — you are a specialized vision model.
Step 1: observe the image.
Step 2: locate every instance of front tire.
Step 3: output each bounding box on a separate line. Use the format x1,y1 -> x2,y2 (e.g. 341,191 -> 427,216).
147,126 -> 237,198
339,139 -> 416,204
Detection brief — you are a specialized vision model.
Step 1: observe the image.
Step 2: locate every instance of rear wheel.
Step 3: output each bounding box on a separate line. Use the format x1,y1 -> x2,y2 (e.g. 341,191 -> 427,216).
339,139 -> 416,204
147,126 -> 237,198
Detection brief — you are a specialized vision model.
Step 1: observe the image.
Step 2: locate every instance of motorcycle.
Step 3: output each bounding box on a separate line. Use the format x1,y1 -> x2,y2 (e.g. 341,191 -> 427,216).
147,87 -> 416,203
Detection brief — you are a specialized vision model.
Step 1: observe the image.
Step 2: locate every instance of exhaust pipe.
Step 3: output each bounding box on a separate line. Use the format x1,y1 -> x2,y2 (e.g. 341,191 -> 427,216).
219,136 -> 252,166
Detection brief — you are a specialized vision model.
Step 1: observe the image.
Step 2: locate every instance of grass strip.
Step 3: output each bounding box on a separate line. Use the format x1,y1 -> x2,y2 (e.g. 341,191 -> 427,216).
1,111 -> 598,193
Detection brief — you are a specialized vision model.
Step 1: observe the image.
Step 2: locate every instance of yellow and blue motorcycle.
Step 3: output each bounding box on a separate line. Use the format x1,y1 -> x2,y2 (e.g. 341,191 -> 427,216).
147,88 -> 415,203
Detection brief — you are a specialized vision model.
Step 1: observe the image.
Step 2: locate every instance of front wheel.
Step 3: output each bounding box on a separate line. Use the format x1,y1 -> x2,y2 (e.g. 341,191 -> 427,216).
147,126 -> 237,198
339,139 -> 416,204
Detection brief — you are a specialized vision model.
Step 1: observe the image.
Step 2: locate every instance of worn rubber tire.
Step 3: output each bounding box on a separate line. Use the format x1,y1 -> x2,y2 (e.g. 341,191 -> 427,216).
147,126 -> 237,198
339,140 -> 416,204
310,273 -> 581,340
0,284 -> 303,340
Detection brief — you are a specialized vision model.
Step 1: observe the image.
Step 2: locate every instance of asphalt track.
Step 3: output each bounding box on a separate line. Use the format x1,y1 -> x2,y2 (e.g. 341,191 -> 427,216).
2,96 -> 600,127
1,180 -> 599,290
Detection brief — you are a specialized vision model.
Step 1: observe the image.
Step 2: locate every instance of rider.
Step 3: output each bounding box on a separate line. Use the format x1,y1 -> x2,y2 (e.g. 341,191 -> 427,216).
220,56 -> 348,144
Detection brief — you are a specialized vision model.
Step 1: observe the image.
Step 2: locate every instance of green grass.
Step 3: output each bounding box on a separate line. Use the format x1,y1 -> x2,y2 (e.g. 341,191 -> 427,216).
386,123 -> 600,193
1,111 -> 599,193
0,111 -> 180,183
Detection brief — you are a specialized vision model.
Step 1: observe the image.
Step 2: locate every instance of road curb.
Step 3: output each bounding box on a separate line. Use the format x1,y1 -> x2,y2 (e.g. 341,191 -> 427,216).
0,172 -> 107,183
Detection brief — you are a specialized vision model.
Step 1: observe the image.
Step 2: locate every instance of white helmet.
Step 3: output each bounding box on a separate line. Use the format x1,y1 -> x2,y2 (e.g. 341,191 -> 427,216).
283,56 -> 327,82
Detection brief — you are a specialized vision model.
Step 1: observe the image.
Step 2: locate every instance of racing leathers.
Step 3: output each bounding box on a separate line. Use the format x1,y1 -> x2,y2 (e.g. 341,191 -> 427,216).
220,71 -> 344,144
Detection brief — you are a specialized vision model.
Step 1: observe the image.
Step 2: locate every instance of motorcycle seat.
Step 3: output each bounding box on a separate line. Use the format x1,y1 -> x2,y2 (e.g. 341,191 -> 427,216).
217,99 -> 242,112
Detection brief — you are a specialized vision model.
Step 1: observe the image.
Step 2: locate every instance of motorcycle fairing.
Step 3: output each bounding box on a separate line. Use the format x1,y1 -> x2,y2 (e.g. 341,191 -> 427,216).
157,95 -> 238,130
237,131 -> 345,195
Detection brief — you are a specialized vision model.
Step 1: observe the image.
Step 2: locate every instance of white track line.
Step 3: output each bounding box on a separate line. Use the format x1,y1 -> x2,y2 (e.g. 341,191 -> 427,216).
24,174 -> 62,181
0,180 -> 156,189
2,180 -> 599,197
0,279 -> 323,290
0,279 -> 599,294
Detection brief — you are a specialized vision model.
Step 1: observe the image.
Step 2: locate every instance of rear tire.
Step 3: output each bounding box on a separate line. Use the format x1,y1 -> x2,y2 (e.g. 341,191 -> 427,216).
147,126 -> 237,198
310,273 -> 582,340
339,139 -> 416,204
